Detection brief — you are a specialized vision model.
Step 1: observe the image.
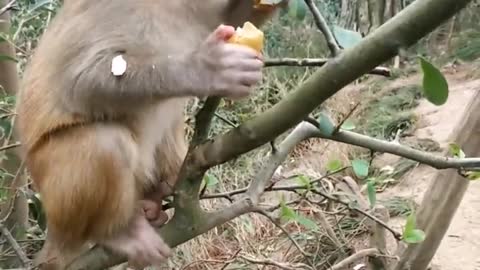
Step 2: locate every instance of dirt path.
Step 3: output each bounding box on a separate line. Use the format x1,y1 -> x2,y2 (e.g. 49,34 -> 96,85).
379,74 -> 480,270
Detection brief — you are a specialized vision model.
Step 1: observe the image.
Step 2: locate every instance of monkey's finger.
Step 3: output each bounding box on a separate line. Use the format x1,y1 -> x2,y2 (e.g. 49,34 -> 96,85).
235,59 -> 264,71
223,44 -> 262,59
208,24 -> 236,44
236,72 -> 263,87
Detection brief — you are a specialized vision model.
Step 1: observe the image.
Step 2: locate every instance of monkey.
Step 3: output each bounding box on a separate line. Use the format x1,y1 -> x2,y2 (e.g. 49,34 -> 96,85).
15,0 -> 288,269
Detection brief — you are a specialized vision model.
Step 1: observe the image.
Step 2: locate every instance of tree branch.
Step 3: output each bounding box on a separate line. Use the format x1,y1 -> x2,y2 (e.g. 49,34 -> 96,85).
193,0 -> 472,170
330,248 -> 379,270
264,58 -> 391,76
0,223 -> 31,267
0,0 -> 15,16
191,97 -> 221,145
302,123 -> 480,169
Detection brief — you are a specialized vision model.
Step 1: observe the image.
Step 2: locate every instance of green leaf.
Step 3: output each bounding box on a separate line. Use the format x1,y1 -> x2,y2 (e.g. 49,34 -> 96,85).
280,198 -> 318,230
341,120 -> 356,131
366,180 -> 377,208
287,0 -> 307,21
280,201 -> 297,222
332,25 -> 363,49
295,214 -> 319,230
404,212 -> 416,233
326,159 -> 343,173
204,173 -> 219,187
351,159 -> 369,178
419,57 -> 449,106
317,112 -> 336,136
466,171 -> 480,181
402,212 -> 426,243
448,143 -> 466,158
295,175 -> 312,192
0,54 -> 18,63
404,229 -> 426,244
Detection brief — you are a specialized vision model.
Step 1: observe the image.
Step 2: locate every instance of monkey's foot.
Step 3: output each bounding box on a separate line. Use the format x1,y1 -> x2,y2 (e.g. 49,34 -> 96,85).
102,215 -> 172,269
140,199 -> 169,227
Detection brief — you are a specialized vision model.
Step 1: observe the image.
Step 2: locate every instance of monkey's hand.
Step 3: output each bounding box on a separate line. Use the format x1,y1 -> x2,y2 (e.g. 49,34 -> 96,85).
194,24 -> 264,100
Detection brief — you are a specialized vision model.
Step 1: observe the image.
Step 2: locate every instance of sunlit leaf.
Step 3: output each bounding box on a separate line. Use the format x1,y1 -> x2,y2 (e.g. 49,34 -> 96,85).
341,120 -> 356,131
204,173 -> 219,187
317,112 -> 335,136
448,143 -> 466,159
295,214 -> 319,230
419,57 -> 449,106
466,171 -> 480,181
403,212 -> 426,244
351,159 -> 369,179
280,200 -> 297,221
295,175 -> 312,193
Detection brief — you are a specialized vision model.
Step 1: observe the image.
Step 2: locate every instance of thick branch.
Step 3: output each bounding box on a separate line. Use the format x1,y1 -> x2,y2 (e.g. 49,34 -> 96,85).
194,0 -> 472,170
192,97 -> 221,145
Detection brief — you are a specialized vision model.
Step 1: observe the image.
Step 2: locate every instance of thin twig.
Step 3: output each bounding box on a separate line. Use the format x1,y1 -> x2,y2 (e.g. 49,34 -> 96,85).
240,255 -> 313,270
0,160 -> 26,223
220,249 -> 242,270
214,112 -> 237,128
311,189 -> 403,240
329,248 -> 379,270
254,208 -> 312,258
264,58 -> 391,77
0,223 -> 31,267
0,0 -> 16,16
0,142 -> 20,152
303,0 -> 341,56
334,102 -> 360,133
201,167 -> 347,200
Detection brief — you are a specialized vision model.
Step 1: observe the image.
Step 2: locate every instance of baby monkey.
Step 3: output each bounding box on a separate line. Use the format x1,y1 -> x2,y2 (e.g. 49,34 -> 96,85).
15,0 -> 287,269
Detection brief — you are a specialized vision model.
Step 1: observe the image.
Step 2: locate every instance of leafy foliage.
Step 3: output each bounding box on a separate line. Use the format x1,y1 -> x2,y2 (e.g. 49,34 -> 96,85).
419,57 -> 449,106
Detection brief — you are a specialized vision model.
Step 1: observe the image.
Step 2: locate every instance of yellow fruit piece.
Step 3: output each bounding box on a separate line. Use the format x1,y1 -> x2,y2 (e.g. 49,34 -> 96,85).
228,21 -> 264,53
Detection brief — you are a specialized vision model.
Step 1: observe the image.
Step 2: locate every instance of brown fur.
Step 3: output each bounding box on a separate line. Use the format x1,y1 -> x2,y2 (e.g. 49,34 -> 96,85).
15,0 -> 286,269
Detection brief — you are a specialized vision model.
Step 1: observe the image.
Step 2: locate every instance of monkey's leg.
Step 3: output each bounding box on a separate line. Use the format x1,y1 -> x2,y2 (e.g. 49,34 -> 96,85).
28,124 -> 171,269
142,118 -> 188,227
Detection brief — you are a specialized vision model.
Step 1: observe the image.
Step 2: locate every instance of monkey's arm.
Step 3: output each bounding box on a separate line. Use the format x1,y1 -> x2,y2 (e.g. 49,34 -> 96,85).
61,26 -> 262,112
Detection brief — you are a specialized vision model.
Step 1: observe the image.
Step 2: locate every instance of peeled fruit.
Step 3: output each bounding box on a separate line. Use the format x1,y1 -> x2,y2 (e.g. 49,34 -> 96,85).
227,21 -> 264,53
